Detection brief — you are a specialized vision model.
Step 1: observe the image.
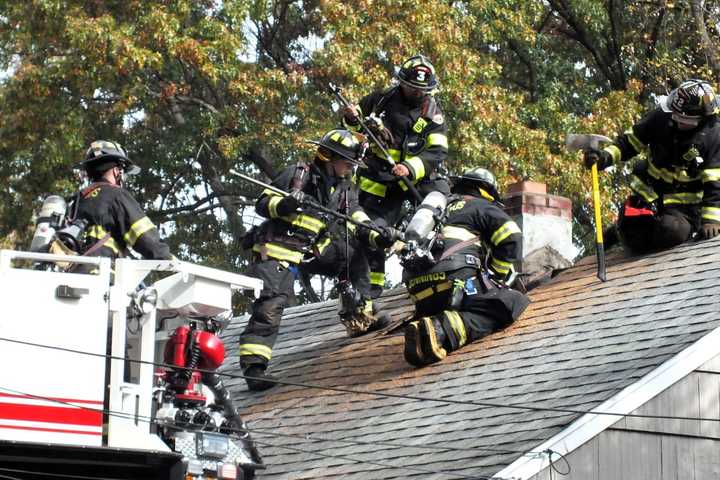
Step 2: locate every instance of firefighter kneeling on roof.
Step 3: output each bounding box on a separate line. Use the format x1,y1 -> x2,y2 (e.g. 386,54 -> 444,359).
401,167 -> 530,366
239,129 -> 398,391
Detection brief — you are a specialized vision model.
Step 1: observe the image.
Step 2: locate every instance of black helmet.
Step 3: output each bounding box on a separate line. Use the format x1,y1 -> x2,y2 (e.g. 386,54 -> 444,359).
307,129 -> 367,167
76,140 -> 140,176
396,54 -> 438,92
660,79 -> 720,125
451,167 -> 500,200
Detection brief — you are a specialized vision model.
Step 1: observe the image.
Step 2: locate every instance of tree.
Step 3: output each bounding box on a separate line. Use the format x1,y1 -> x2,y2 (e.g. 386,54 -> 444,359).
1,0 -> 718,300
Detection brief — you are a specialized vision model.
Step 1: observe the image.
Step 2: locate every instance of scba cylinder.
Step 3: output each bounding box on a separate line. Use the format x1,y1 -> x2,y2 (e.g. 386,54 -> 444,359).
30,195 -> 67,252
405,191 -> 448,244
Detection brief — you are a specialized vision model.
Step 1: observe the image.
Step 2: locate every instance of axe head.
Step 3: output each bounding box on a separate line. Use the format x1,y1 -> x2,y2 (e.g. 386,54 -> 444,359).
565,134 -> 613,152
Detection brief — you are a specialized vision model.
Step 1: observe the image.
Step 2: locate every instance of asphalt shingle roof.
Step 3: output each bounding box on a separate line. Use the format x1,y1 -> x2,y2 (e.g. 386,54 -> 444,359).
222,238 -> 720,479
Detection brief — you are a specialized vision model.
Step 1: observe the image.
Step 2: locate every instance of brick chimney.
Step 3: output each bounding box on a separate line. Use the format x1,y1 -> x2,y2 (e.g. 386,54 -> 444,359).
502,181 -> 575,274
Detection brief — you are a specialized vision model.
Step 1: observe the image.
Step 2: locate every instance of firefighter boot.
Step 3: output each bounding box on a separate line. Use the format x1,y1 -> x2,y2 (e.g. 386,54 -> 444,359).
340,298 -> 389,338
243,365 -> 277,392
404,320 -> 432,367
419,316 -> 448,363
338,282 -> 388,337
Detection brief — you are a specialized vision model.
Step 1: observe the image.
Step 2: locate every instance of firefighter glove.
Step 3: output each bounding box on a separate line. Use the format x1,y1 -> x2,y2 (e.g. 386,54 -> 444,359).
343,105 -> 360,126
701,223 -> 720,240
583,148 -> 613,171
277,189 -> 306,216
375,226 -> 403,249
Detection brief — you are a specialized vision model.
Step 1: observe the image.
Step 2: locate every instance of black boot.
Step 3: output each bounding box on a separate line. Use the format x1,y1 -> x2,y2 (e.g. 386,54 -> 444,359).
404,320 -> 431,367
244,365 -> 277,392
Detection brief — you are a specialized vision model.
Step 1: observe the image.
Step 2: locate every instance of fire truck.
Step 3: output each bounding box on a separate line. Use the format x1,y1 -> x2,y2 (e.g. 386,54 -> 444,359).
0,250 -> 265,480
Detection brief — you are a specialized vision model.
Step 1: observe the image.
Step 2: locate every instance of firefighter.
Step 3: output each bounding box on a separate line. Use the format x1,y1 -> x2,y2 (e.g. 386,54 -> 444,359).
239,129 -> 397,391
402,167 -> 530,366
342,54 -> 450,298
584,79 -> 720,253
72,140 -> 172,261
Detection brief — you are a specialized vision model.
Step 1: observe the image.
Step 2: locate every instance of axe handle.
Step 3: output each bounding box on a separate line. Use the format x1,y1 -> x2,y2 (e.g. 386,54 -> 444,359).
591,164 -> 607,282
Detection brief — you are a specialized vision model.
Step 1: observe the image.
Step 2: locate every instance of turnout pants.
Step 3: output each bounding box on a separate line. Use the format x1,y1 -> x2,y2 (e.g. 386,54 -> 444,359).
239,238 -> 370,371
359,175 -> 450,298
404,269 -> 529,366
619,197 -> 698,254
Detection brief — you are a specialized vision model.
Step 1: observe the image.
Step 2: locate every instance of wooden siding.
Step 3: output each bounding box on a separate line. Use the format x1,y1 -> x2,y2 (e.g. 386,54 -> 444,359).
528,353 -> 720,480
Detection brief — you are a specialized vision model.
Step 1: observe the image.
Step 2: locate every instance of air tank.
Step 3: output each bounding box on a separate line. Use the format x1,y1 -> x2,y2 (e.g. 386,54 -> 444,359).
404,191 -> 448,245
30,195 -> 67,252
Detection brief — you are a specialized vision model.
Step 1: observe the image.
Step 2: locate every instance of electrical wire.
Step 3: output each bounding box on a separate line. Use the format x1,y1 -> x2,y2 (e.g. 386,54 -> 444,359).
249,437 -> 512,480
2,335 -> 719,423
0,384 -> 536,459
0,384 -> 520,480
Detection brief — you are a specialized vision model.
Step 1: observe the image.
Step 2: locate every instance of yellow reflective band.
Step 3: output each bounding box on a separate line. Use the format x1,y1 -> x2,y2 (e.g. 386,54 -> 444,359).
442,225 -> 477,241
647,158 -> 675,183
427,133 -> 448,149
369,230 -> 380,249
316,236 -> 332,254
124,216 -> 155,247
262,188 -> 282,197
629,175 -> 659,203
253,243 -> 304,264
664,191 -> 703,205
371,146 -> 401,162
351,210 -> 371,223
625,130 -> 647,154
405,156 -> 426,181
702,206 -> 720,222
279,213 -> 326,234
674,169 -> 701,183
359,177 -> 387,197
87,225 -> 120,254
239,344 -> 272,360
411,280 -> 452,301
490,256 -> 513,275
268,196 -> 283,218
445,310 -> 467,347
370,272 -> 385,286
604,144 -> 622,164
702,168 -> 720,183
490,221 -> 521,246
412,117 -> 428,133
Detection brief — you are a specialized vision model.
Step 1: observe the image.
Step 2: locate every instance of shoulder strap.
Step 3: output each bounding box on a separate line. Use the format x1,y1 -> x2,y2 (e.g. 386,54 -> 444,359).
437,235 -> 481,262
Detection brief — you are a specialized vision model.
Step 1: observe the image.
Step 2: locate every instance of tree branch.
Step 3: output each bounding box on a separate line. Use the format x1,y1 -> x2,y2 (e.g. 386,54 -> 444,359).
690,0 -> 720,83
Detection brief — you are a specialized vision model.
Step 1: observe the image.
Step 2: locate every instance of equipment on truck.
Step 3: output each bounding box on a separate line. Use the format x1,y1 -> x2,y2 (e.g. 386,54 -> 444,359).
0,250 -> 265,479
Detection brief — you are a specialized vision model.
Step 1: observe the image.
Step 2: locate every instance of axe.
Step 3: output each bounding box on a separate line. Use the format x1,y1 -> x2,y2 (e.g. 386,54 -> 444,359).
566,134 -> 612,282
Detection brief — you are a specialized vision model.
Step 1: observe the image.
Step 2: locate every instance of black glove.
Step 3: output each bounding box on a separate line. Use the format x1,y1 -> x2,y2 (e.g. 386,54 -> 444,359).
372,226 -> 403,249
701,223 -> 720,240
276,189 -> 306,216
583,148 -> 613,171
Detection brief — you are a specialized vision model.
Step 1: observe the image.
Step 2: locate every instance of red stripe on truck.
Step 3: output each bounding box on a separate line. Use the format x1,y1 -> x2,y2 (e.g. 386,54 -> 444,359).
0,402 -> 102,427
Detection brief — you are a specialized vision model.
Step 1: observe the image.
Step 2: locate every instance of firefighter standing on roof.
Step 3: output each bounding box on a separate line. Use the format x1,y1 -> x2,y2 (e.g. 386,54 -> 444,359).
584,79 -> 720,253
72,140 -> 172,261
342,54 -> 450,298
238,129 -> 397,391
402,168 -> 530,366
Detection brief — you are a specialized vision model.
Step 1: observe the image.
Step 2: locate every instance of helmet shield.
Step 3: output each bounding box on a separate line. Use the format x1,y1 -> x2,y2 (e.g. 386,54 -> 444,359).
396,54 -> 438,92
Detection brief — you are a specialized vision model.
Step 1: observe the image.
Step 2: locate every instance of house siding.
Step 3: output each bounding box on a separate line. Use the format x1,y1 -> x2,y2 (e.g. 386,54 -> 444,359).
528,353 -> 720,480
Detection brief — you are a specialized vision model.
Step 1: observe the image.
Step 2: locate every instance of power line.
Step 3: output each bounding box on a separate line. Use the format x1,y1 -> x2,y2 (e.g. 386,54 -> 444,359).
2,335 -> 720,423
249,438 -> 513,480
0,384 -> 537,460
0,385 -> 519,480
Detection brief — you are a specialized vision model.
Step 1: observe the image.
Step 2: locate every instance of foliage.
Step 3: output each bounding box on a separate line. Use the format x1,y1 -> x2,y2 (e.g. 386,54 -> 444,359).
1,0 -> 719,303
